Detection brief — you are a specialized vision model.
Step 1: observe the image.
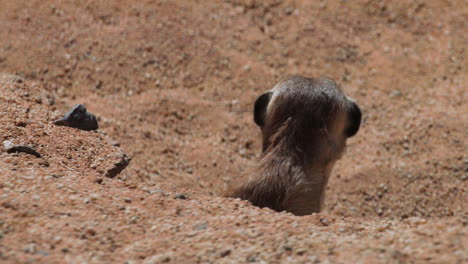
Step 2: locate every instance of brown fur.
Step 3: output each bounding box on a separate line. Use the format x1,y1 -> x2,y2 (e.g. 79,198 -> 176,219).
224,76 -> 361,216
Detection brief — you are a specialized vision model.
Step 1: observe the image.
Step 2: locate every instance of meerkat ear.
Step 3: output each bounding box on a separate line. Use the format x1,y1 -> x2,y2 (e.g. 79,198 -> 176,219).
254,91 -> 273,127
346,101 -> 362,137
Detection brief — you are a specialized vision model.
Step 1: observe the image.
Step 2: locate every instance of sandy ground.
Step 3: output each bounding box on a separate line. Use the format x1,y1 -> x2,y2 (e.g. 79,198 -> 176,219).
0,0 -> 466,263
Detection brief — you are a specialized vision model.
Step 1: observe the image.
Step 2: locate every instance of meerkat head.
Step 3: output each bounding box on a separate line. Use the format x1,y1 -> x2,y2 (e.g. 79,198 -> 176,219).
254,76 -> 361,167
224,76 -> 361,215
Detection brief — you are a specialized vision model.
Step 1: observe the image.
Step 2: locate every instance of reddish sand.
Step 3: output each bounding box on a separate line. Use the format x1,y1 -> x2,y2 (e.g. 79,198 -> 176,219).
0,1 -> 466,263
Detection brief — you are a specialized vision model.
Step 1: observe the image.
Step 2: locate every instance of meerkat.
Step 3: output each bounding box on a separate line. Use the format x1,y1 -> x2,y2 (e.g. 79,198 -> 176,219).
224,76 -> 361,216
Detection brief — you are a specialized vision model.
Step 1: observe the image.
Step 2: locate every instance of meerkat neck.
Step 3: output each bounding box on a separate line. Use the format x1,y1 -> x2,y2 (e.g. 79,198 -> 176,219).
257,142 -> 331,214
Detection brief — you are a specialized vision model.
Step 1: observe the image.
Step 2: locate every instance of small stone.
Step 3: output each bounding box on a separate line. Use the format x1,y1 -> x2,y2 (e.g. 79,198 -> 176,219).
94,80 -> 103,90
2,140 -> 14,151
53,104 -> 99,131
94,178 -> 104,184
391,90 -> 402,97
14,119 -> 27,127
308,256 -> 319,263
239,148 -> 247,156
220,249 -> 231,257
3,141 -> 41,158
284,246 -> 293,251
105,153 -> 131,178
38,159 -> 50,167
320,218 -> 330,226
193,222 -> 208,230
175,194 -> 186,200
376,223 -> 391,232
53,236 -> 62,243
296,248 -> 307,255
13,76 -> 24,83
128,216 -> 138,224
284,7 -> 294,15
51,173 -> 64,178
35,250 -> 49,256
406,217 -> 427,226
124,198 -> 132,203
23,243 -> 36,254
377,208 -> 384,216
86,228 -> 97,236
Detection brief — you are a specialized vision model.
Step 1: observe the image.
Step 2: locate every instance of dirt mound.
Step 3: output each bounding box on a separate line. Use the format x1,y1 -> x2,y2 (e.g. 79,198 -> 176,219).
1,80 -> 465,263
0,0 -> 466,263
0,75 -> 129,180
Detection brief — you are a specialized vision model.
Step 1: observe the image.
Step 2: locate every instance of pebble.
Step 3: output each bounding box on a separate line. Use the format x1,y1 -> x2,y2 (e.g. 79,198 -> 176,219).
376,223 -> 391,232
94,178 -> 104,184
391,90 -> 402,97
376,208 -> 384,216
2,141 -> 42,158
128,216 -> 139,224
406,217 -> 427,226
23,243 -> 36,254
239,148 -> 247,156
220,249 -> 231,257
175,194 -> 187,200
105,153 -> 131,178
86,228 -> 97,236
193,222 -> 208,230
320,218 -> 330,226
2,140 -> 14,151
35,250 -> 49,256
284,7 -> 294,15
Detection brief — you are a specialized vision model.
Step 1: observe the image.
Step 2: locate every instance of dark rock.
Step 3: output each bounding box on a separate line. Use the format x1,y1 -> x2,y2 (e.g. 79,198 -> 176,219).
94,178 -> 104,184
38,159 -> 50,167
14,120 -> 27,127
53,104 -> 99,131
174,194 -> 186,200
220,249 -> 231,258
3,141 -> 41,158
105,153 -> 131,178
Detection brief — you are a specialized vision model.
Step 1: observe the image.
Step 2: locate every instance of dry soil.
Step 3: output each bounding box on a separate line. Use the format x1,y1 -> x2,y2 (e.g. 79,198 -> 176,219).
0,0 -> 466,263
